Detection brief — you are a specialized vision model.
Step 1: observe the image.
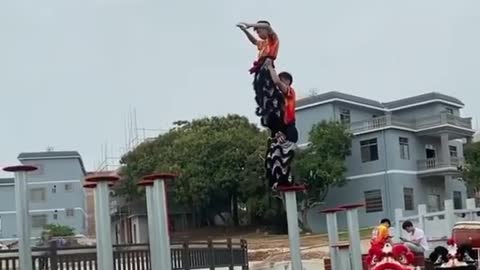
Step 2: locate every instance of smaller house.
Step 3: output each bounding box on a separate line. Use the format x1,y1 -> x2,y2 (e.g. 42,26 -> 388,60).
0,151 -> 87,240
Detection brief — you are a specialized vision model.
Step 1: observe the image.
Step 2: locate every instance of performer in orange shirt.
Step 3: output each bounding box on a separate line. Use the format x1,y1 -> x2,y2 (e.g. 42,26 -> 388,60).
237,20 -> 297,189
264,60 -> 298,188
236,20 -> 279,73
370,219 -> 392,250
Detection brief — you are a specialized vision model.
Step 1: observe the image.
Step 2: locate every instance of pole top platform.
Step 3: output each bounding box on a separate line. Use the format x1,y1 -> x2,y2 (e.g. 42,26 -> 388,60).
83,182 -> 114,189
85,175 -> 120,183
137,180 -> 154,186
320,207 -> 344,214
277,185 -> 306,193
331,241 -> 350,249
142,172 -> 178,181
3,165 -> 38,172
338,203 -> 364,210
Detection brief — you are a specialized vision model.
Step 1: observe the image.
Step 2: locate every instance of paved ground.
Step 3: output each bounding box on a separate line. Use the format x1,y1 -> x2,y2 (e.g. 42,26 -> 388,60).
249,239 -> 371,269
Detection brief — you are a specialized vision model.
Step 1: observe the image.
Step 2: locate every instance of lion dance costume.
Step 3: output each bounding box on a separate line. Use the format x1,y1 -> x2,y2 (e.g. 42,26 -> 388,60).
250,58 -> 296,189
428,238 -> 476,269
366,242 -> 418,270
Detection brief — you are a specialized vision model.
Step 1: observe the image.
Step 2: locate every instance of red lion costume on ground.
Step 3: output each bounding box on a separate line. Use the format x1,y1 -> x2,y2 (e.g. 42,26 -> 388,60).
366,242 -> 418,270
428,238 -> 476,268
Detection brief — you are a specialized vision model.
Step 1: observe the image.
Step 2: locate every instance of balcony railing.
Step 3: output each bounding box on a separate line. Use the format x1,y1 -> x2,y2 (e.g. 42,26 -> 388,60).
417,157 -> 464,171
350,113 -> 472,134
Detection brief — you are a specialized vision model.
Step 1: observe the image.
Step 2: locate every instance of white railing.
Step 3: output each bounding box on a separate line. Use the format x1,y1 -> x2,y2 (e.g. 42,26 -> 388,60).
416,157 -> 464,171
350,113 -> 472,134
394,198 -> 479,244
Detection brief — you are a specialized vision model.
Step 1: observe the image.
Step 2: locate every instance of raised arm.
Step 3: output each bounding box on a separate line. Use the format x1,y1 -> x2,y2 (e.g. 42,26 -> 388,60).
249,23 -> 275,34
265,60 -> 288,94
236,23 -> 258,46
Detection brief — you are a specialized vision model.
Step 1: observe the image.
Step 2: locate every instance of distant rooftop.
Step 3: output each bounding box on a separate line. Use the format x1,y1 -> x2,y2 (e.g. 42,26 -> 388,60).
18,151 -> 81,160
17,151 -> 86,175
297,91 -> 464,111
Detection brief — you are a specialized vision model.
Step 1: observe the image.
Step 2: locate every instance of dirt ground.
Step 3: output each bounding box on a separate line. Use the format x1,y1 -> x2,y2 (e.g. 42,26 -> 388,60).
172,227 -> 373,262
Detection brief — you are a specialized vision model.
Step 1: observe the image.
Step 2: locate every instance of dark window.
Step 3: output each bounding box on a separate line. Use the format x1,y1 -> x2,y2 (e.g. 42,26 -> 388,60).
399,137 -> 410,160
65,183 -> 73,192
361,138 -> 379,162
340,109 -> 351,124
364,190 -> 383,213
31,215 -> 47,228
449,146 -> 458,158
446,107 -> 454,115
403,188 -> 414,211
453,191 -> 462,209
66,208 -> 75,217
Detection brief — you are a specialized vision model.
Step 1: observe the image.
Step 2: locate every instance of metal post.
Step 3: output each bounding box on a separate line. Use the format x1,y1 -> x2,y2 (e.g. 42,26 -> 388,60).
322,208 -> 343,270
85,175 -> 119,270
278,185 -> 305,270
138,180 -> 161,270
143,173 -> 177,270
339,204 -> 364,270
4,165 -> 37,270
97,182 -> 114,270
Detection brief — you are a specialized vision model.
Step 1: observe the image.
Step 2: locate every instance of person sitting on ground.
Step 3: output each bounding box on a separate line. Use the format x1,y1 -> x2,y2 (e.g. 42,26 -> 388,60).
370,218 -> 392,249
400,220 -> 429,254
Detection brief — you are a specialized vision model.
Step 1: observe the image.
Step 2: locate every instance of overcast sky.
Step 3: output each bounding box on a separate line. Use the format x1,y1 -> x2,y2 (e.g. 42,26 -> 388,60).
1,0 -> 480,177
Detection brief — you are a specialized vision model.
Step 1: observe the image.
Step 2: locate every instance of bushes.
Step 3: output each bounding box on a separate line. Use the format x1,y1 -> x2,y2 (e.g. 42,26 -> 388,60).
43,224 -> 75,237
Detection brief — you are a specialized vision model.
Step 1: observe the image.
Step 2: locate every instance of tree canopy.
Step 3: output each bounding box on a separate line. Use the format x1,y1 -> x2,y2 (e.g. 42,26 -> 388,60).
462,141 -> 480,195
116,115 -> 269,226
294,120 -> 352,231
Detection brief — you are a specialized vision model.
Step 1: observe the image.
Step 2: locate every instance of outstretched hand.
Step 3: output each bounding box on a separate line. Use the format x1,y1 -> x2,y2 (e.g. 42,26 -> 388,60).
236,22 -> 251,30
236,23 -> 246,30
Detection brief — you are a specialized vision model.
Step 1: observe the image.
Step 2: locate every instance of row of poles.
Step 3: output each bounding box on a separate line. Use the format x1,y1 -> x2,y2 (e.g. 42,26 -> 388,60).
2,165 -> 175,270
3,164 -> 361,270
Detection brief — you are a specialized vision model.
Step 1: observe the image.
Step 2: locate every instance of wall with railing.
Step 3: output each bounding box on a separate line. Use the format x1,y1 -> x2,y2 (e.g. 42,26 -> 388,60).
394,198 -> 479,244
0,239 -> 249,270
350,113 -> 472,134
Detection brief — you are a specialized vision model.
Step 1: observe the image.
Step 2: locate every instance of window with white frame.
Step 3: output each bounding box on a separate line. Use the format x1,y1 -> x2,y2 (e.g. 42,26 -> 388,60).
340,108 -> 351,124
399,137 -> 410,160
449,145 -> 458,158
360,138 -> 379,162
453,191 -> 462,209
364,189 -> 383,213
403,188 -> 414,211
30,188 -> 46,202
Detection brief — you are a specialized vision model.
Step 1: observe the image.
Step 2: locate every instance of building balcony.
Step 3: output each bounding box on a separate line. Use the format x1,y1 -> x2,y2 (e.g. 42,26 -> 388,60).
350,113 -> 473,138
416,157 -> 464,177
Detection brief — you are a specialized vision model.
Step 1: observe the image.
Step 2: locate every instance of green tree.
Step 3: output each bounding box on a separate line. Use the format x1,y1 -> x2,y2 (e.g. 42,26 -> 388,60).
294,120 -> 352,231
461,141 -> 480,196
117,115 -> 269,226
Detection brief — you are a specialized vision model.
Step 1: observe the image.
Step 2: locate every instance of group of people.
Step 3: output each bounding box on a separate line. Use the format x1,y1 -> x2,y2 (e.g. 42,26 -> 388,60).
371,218 -> 429,254
237,20 -> 298,189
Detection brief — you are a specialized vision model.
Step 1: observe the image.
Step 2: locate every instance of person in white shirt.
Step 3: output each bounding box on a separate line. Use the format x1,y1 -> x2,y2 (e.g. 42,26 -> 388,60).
401,220 -> 429,254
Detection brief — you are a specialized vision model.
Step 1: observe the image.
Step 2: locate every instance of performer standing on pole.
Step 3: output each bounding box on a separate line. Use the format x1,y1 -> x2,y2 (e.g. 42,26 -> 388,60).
265,60 -> 298,189
237,20 -> 298,190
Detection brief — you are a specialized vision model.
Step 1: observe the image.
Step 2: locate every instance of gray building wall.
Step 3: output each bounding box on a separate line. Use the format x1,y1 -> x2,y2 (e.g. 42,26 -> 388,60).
0,153 -> 86,240
299,94 -> 471,233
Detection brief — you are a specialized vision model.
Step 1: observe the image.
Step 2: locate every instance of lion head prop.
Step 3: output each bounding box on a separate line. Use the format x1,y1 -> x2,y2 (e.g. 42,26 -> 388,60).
366,242 -> 418,270
429,238 -> 475,268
